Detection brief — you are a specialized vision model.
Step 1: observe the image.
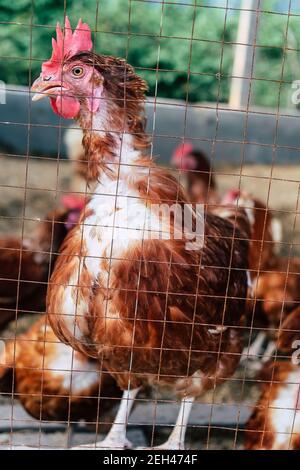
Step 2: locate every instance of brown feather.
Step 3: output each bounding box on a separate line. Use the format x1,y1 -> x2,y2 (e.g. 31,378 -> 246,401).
0,315 -> 121,422
245,361 -> 300,450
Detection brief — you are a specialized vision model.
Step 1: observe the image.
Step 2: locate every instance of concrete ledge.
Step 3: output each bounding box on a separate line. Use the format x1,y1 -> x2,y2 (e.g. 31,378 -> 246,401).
0,401 -> 252,431
1,86 -> 300,165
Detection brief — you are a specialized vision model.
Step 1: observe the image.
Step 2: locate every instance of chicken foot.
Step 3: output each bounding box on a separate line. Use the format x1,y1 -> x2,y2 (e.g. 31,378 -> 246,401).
71,387 -> 140,450
241,331 -> 266,363
137,396 -> 195,450
261,340 -> 276,363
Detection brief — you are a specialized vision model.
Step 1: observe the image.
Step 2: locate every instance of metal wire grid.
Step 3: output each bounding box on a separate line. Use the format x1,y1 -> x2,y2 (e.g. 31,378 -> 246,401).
0,0 -> 299,450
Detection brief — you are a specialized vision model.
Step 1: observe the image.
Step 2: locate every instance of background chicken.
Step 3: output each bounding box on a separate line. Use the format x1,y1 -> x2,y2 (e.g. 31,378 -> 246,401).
171,143 -> 219,205
0,195 -> 85,330
219,189 -> 285,365
243,256 -> 300,365
31,17 -> 250,450
0,315 -> 121,423
245,360 -> 300,450
254,259 -> 300,332
221,189 -> 281,277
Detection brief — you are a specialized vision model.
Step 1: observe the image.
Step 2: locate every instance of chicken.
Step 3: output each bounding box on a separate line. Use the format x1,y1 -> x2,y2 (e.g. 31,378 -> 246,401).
245,360 -> 300,449
0,237 -> 45,329
221,189 -> 281,277
254,259 -> 300,330
220,189 -> 285,364
0,315 -> 121,422
31,17 -> 250,449
245,257 -> 300,363
0,195 -> 86,329
171,142 -> 219,205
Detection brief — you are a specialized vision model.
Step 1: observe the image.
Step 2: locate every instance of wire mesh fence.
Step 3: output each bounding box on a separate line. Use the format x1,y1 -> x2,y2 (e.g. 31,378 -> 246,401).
0,0 -> 300,451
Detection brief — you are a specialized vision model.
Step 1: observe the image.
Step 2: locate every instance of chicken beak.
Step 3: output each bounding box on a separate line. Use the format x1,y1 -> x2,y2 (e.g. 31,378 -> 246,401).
31,76 -> 67,102
31,76 -> 49,102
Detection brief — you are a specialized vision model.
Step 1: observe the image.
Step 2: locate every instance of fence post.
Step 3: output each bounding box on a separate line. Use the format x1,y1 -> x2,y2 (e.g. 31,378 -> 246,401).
229,0 -> 260,109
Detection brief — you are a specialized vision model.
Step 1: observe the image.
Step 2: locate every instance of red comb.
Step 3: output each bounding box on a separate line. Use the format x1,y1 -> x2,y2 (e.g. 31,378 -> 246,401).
61,194 -> 86,210
222,189 -> 241,205
42,16 -> 93,76
173,143 -> 194,161
171,142 -> 195,169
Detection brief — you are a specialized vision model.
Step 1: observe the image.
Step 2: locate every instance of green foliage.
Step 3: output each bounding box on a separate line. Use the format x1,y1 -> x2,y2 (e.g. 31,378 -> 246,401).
252,6 -> 300,108
1,0 -> 300,107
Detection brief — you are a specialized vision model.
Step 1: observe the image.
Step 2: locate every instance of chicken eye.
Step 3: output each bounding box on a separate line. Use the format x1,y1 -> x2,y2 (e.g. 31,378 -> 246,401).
72,66 -> 84,78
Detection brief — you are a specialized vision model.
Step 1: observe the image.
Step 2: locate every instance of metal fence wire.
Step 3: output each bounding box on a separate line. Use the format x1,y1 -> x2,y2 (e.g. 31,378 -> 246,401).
0,0 -> 300,450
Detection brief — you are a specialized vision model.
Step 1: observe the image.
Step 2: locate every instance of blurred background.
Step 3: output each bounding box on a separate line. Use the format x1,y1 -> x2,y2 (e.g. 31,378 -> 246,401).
2,0 -> 300,106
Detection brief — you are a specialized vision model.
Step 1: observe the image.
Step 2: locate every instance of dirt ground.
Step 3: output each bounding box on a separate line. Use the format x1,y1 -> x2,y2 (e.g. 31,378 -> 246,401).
0,155 -> 298,253
0,155 -> 299,449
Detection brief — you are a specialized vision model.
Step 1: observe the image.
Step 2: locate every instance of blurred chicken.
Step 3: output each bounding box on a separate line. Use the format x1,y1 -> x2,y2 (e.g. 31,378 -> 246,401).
0,237 -> 45,329
0,194 -> 86,329
0,315 -> 121,422
245,360 -> 300,449
255,259 -> 300,332
221,189 -> 281,277
220,189 -> 285,364
246,257 -> 300,363
171,143 -> 219,205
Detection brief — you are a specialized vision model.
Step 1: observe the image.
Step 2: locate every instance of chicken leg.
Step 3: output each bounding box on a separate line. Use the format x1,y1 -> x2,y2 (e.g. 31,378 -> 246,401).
261,340 -> 276,363
138,396 -> 195,450
71,387 -> 140,450
241,331 -> 266,363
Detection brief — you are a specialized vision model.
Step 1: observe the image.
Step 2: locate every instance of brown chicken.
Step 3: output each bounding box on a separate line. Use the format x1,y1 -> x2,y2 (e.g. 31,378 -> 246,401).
31,17 -> 250,449
171,142 -> 219,206
0,315 -> 121,423
254,259 -> 300,331
0,237 -> 45,329
221,189 -> 281,277
245,360 -> 300,449
220,189 -> 286,364
64,126 -> 89,193
246,258 -> 300,362
0,195 -> 85,329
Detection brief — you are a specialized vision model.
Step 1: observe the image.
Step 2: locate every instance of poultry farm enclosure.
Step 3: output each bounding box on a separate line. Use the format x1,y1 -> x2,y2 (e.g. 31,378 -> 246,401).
0,0 -> 300,451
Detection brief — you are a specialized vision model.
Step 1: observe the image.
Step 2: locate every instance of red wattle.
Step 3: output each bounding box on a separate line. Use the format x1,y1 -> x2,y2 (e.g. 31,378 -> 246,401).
61,194 -> 86,210
50,96 -> 80,119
